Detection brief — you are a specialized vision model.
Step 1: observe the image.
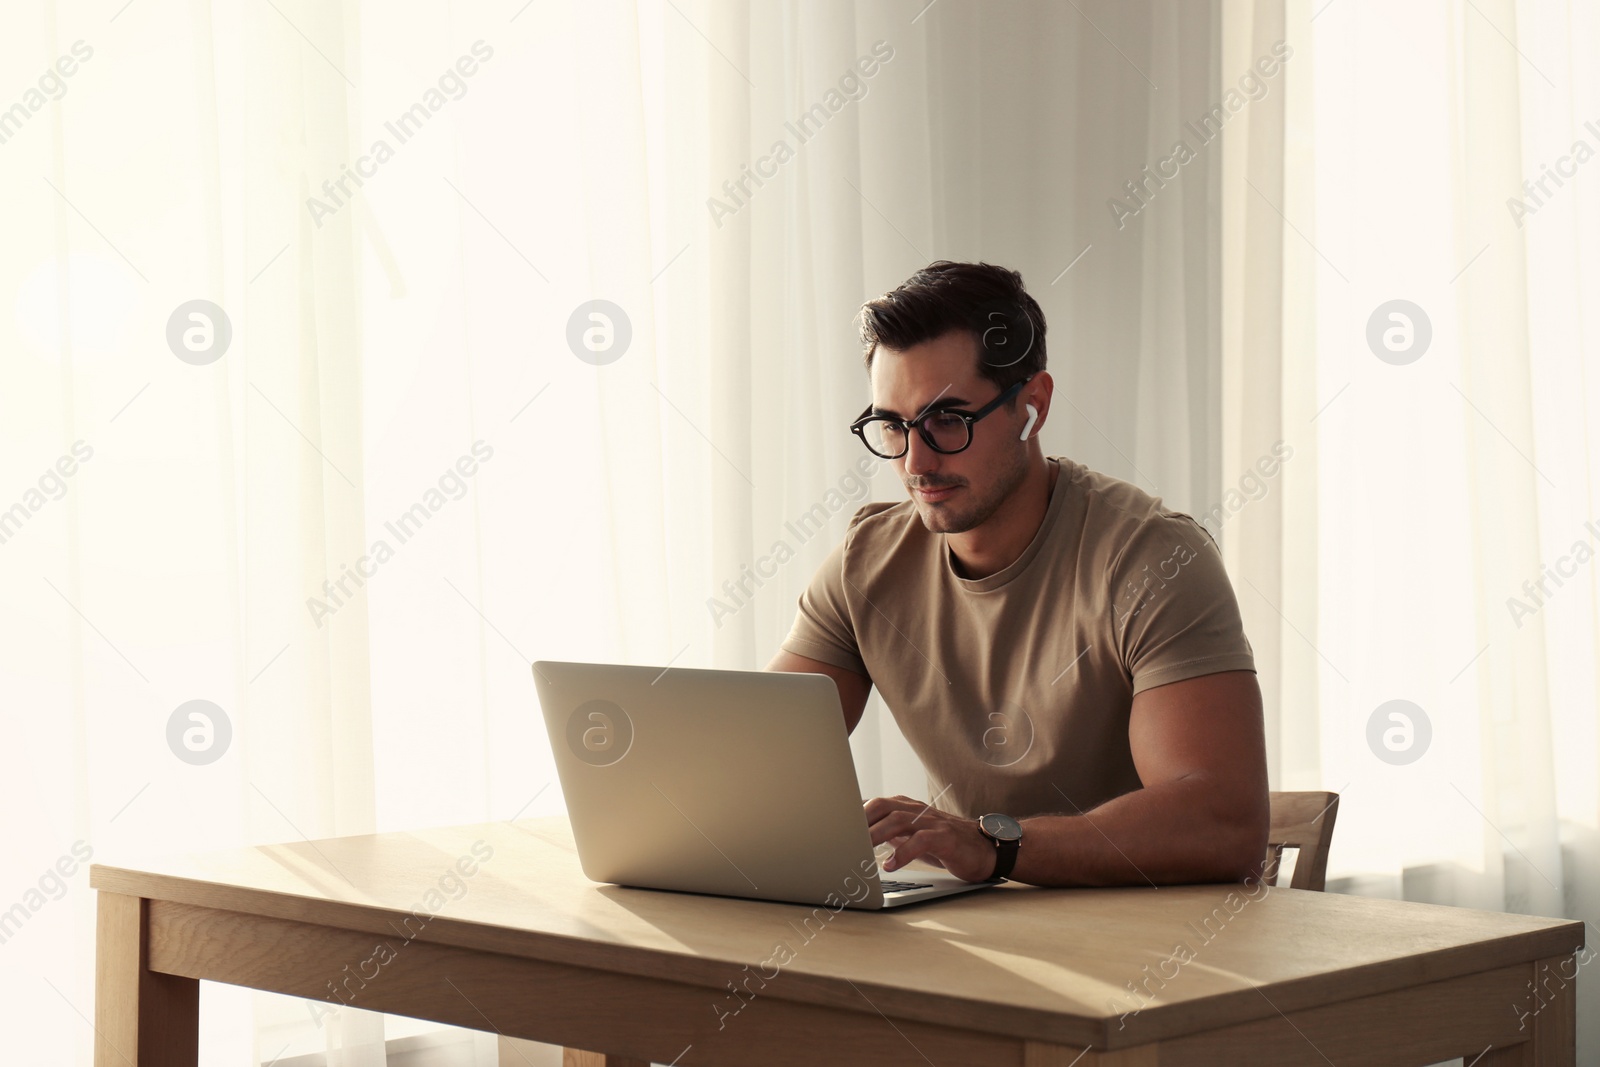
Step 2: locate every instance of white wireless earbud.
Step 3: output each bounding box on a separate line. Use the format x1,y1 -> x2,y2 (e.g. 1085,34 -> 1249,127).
1020,403 -> 1039,440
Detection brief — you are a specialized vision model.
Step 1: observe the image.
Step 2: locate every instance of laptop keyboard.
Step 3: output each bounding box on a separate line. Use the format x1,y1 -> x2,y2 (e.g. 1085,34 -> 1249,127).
879,879 -> 934,893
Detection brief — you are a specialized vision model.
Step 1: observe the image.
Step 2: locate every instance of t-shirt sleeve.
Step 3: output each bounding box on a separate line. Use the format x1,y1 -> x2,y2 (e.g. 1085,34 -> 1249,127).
1109,513 -> 1256,696
779,518 -> 870,678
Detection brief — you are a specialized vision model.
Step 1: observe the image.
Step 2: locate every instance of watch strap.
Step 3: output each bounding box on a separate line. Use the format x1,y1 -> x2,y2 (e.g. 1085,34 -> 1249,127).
989,835 -> 1019,880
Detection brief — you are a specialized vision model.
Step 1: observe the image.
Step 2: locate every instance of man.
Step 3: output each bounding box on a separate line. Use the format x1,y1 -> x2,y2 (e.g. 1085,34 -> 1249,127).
766,260 -> 1268,888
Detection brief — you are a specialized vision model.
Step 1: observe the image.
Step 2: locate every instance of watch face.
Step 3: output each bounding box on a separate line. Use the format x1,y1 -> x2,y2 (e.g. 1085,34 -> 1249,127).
981,813 -> 1023,842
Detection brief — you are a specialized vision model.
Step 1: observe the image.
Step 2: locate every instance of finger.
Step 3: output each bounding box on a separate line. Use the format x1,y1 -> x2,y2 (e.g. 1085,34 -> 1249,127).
864,807 -> 905,832
885,829 -> 938,872
867,810 -> 924,845
863,796 -> 910,820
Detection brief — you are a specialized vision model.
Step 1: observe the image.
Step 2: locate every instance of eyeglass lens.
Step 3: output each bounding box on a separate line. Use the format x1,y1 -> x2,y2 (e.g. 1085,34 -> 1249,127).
865,411 -> 969,457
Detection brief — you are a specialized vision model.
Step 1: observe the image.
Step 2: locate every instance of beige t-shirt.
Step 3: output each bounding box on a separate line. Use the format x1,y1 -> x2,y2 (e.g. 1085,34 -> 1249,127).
781,455 -> 1256,820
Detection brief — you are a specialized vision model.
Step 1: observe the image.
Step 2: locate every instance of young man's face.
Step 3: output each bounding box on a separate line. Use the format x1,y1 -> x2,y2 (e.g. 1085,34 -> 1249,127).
868,329 -> 1033,534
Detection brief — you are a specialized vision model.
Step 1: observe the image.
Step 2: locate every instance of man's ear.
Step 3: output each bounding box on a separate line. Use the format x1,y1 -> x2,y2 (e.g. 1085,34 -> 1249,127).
1019,371 -> 1053,439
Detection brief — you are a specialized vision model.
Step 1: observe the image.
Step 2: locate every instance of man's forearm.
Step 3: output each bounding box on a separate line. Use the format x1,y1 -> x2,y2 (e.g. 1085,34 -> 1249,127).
1005,776 -> 1267,888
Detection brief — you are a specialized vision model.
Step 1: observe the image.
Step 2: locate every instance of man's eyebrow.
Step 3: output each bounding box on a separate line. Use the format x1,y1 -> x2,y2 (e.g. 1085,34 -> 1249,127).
872,396 -> 973,419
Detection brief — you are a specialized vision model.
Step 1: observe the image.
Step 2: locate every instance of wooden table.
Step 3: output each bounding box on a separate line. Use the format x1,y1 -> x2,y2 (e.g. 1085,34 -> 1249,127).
91,816 -> 1583,1066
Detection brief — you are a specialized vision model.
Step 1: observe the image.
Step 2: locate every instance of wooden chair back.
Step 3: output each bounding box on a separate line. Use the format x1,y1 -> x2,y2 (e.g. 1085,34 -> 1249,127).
1265,791 -> 1339,891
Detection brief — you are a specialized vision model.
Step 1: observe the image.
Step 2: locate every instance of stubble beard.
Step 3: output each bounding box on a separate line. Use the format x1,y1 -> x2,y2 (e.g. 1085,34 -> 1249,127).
912,446 -> 1030,535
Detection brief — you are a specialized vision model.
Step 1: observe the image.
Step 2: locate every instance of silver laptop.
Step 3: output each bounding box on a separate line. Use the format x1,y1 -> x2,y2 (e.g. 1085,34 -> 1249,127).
531,660 -> 1002,910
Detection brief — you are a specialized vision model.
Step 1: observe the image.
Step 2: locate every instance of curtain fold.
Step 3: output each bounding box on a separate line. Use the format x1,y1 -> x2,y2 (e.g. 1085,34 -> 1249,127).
1220,0 -> 1292,791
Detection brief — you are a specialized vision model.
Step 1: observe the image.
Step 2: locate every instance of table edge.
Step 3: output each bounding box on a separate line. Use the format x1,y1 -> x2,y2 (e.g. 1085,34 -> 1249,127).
91,863 -> 1587,1050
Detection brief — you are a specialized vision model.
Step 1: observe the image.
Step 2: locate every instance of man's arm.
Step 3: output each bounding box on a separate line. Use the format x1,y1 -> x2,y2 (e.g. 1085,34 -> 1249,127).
1007,668 -> 1270,886
865,669 -> 1269,886
765,650 -> 872,736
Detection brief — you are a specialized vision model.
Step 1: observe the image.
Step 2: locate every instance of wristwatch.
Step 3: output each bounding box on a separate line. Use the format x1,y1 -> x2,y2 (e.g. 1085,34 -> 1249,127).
977,813 -> 1023,881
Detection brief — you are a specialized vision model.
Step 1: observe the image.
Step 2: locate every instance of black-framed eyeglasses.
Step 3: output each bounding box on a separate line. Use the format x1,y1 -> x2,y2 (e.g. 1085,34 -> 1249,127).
850,375 -> 1033,459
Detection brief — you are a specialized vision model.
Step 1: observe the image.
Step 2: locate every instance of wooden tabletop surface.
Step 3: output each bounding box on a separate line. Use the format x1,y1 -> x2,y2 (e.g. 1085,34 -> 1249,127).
91,816 -> 1585,1049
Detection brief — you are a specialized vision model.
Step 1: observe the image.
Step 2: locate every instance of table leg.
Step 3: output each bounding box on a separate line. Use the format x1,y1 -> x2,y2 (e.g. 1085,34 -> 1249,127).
1481,954 -> 1577,1067
561,1050 -> 650,1067
95,892 -> 198,1067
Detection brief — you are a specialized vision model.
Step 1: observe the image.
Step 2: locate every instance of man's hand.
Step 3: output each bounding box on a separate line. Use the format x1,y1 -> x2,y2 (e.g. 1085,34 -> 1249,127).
864,795 -> 998,883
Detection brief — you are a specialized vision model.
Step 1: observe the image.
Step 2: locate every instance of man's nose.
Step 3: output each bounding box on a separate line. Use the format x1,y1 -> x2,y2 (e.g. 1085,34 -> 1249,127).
903,427 -> 941,477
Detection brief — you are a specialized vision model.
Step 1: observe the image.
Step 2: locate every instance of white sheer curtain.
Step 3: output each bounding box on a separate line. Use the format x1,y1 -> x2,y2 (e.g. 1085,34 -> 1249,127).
3,0 -> 1220,1063
1226,0 -> 1600,1059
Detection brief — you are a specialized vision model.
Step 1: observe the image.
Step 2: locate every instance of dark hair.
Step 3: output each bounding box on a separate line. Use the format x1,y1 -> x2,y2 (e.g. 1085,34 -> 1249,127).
859,260 -> 1047,393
